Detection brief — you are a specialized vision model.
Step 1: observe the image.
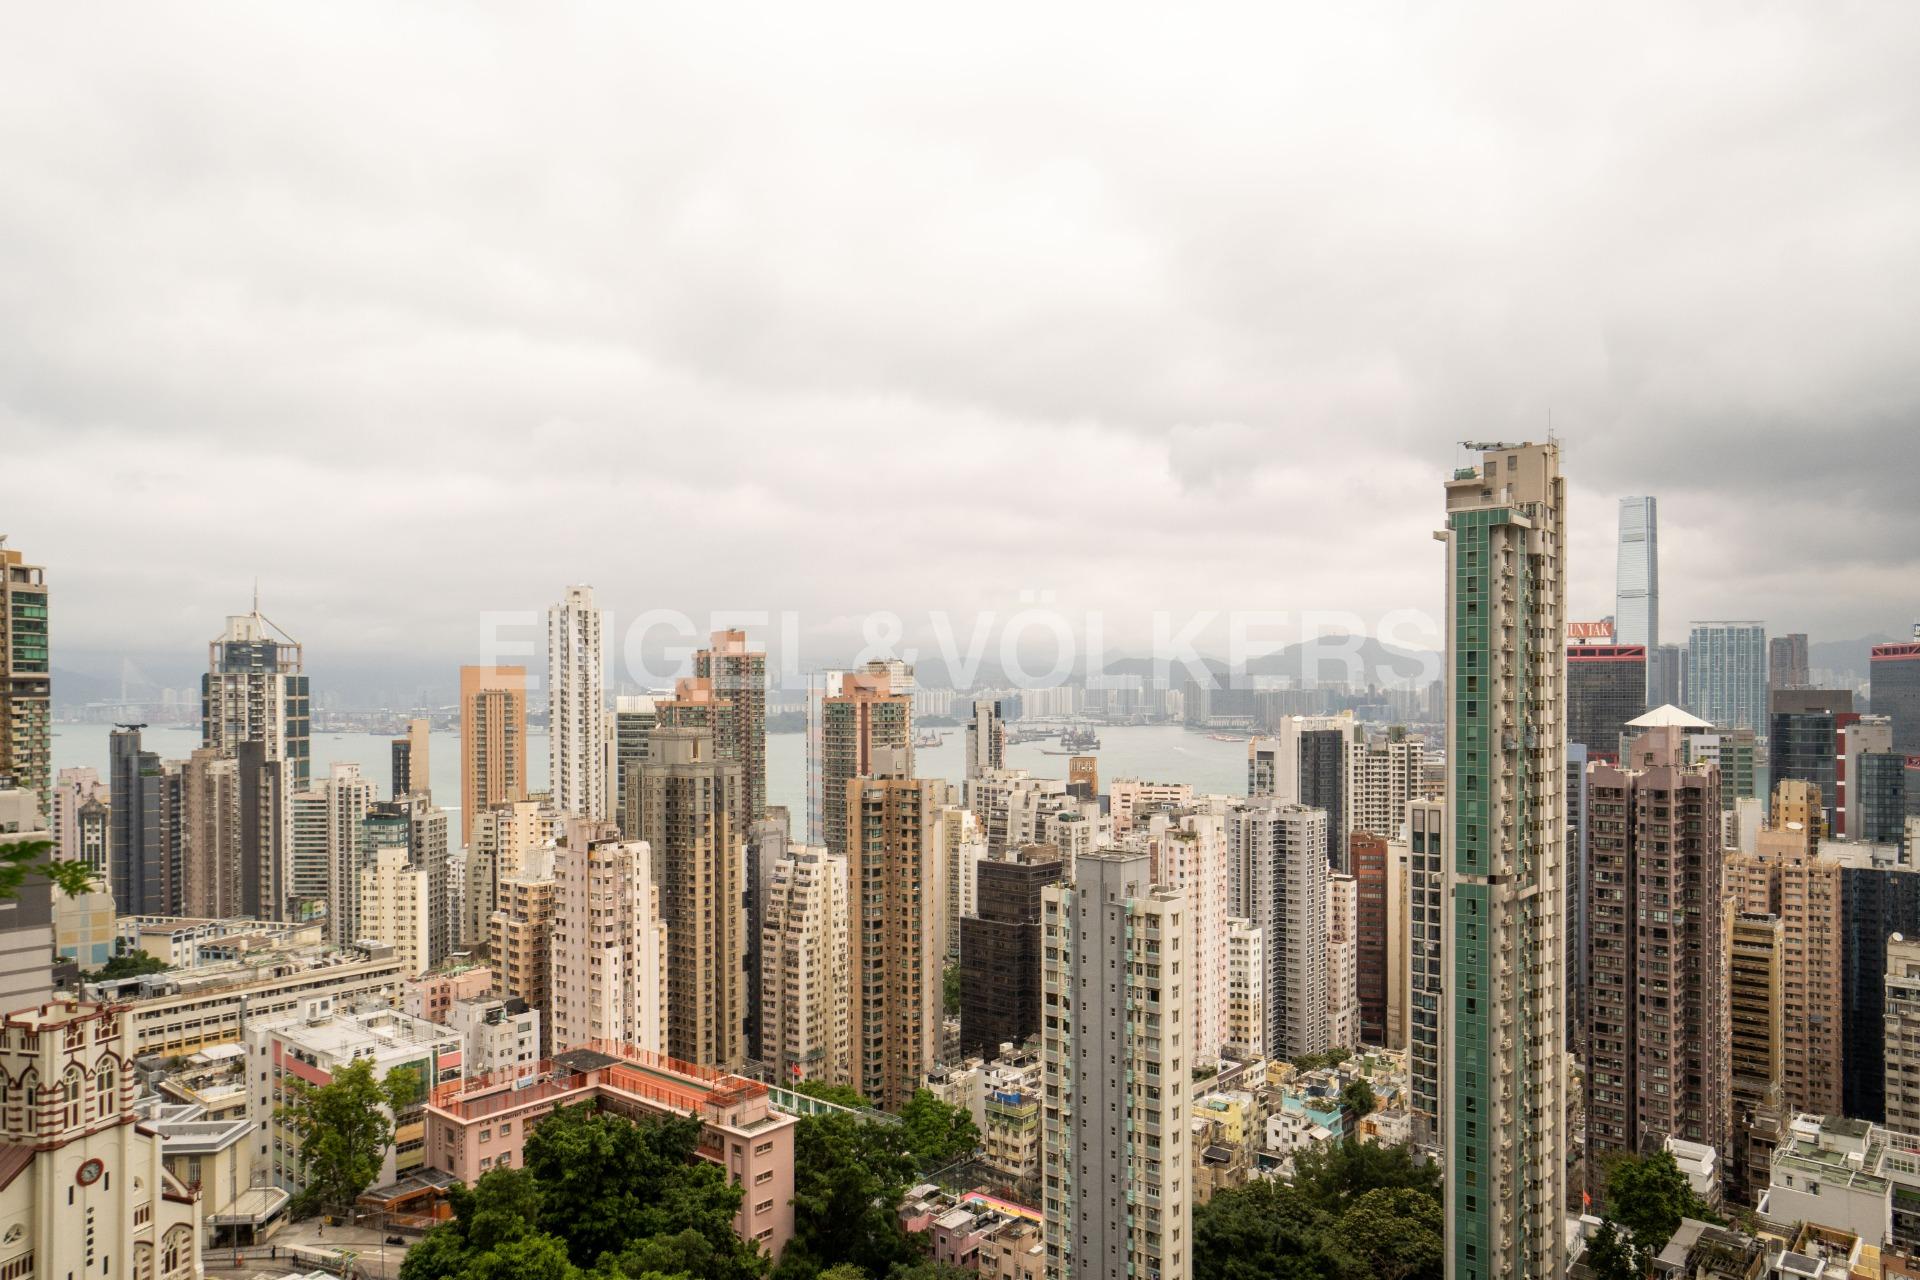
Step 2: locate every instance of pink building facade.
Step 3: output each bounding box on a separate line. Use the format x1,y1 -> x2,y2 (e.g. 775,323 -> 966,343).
403,966 -> 495,1025
424,1043 -> 796,1258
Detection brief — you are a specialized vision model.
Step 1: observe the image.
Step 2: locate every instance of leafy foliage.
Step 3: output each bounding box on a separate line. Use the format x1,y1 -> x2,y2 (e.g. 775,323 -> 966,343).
83,949 -> 170,982
1290,1139 -> 1441,1219
522,1105 -> 758,1278
1193,1178 -> 1343,1280
0,838 -> 96,901
1581,1219 -> 1641,1280
1193,1142 -> 1443,1280
775,1110 -> 925,1280
1326,1187 -> 1442,1280
402,1105 -> 764,1280
942,964 -> 960,1017
1596,1148 -> 1721,1261
884,1264 -> 976,1280
1338,1078 -> 1376,1122
278,1058 -> 420,1218
1288,1048 -> 1351,1073
898,1089 -> 979,1173
795,1079 -> 872,1109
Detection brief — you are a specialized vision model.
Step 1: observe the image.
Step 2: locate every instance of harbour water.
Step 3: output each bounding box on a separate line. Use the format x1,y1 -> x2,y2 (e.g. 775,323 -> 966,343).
52,722 -> 1251,851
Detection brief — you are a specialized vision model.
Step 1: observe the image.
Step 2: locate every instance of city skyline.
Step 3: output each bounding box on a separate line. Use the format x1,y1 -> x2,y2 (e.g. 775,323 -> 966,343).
8,9 -> 1920,1279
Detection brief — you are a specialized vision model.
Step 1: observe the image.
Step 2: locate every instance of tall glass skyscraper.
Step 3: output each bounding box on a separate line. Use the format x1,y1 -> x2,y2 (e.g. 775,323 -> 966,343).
1872,631 -> 1920,755
1687,622 -> 1768,733
1615,496 -> 1659,648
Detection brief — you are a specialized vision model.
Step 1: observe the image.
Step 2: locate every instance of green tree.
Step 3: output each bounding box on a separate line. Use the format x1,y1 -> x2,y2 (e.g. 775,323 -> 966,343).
1580,1219 -> 1641,1280
521,1104 -> 756,1278
1339,1078 -> 1377,1123
1604,1148 -> 1719,1257
942,964 -> 961,1017
1192,1178 -> 1341,1280
1194,1147 -> 1444,1280
403,1127 -> 761,1280
1289,1140 -> 1441,1220
0,838 -> 95,901
899,1089 -> 979,1172
1327,1187 -> 1442,1280
885,1264 -> 974,1280
84,950 -> 170,982
606,1227 -> 749,1280
776,1111 -> 924,1280
398,1167 -> 582,1280
795,1079 -> 873,1109
464,1232 -> 580,1280
1289,1047 -> 1353,1073
278,1058 -> 421,1218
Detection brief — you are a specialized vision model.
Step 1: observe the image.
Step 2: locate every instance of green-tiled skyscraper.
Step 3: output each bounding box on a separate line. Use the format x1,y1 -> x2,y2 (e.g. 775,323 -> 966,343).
1437,442 -> 1568,1280
0,540 -> 50,816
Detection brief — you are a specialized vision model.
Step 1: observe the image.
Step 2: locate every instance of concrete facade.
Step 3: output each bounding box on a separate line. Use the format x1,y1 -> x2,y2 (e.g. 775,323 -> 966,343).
1041,850 -> 1190,1280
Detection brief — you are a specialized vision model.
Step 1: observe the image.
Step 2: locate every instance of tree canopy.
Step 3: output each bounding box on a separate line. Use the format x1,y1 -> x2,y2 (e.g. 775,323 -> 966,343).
775,1110 -> 925,1280
84,949 -> 170,982
1290,1138 -> 1441,1220
0,837 -> 96,901
278,1058 -> 420,1219
1288,1048 -> 1352,1073
898,1090 -> 979,1174
401,1105 -> 765,1280
794,1079 -> 872,1110
1194,1142 -> 1443,1280
1592,1147 -> 1721,1267
403,1096 -> 954,1280
1580,1219 -> 1640,1280
1326,1187 -> 1442,1280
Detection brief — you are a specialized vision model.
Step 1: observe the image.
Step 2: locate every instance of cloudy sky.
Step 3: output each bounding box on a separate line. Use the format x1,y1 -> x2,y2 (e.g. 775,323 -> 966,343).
5,4 -> 1918,688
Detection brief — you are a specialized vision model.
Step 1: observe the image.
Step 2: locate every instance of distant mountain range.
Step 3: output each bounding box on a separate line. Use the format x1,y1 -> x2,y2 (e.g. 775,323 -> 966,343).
49,630 -> 1909,709
1809,633 -> 1902,683
1095,635 -> 1440,687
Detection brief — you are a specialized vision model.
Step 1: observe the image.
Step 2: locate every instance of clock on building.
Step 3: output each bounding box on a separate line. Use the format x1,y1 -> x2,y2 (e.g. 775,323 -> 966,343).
75,1159 -> 104,1187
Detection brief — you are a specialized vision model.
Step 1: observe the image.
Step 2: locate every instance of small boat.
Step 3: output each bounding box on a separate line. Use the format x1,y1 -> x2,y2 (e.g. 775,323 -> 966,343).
913,731 -> 945,748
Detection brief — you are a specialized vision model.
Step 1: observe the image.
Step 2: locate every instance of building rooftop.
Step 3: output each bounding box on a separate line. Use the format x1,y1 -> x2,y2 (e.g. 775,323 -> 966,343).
263,1003 -> 459,1060
553,1047 -> 622,1074
1627,704 -> 1715,729
1769,1127 -> 1891,1197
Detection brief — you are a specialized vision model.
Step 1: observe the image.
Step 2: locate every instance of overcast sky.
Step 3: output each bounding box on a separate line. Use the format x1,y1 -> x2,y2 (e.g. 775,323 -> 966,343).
5,4 -> 1918,681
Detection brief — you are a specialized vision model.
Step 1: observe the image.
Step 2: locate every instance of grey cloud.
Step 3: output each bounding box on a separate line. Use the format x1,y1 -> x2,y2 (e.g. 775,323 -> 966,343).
3,2 -> 1918,675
